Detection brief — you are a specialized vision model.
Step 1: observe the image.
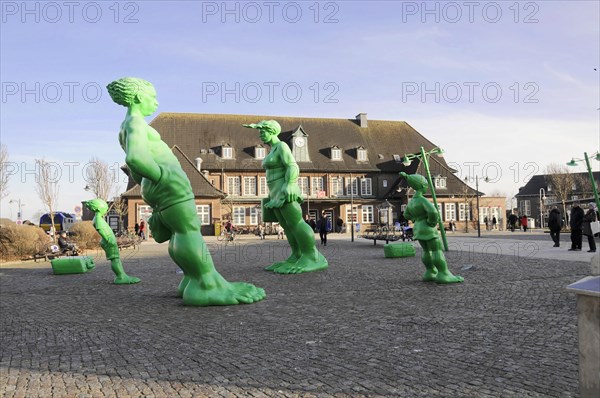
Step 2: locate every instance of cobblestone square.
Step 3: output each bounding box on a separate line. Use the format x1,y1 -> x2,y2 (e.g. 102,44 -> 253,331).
0,234 -> 590,397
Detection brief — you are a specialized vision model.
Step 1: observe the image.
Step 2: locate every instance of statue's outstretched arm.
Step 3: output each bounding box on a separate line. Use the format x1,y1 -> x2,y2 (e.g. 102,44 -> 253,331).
124,118 -> 161,182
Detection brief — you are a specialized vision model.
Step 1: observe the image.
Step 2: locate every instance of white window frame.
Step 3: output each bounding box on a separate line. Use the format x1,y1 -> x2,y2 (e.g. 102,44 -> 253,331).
249,207 -> 259,225
330,177 -> 344,197
458,203 -> 470,221
196,205 -> 211,225
434,177 -> 447,189
311,177 -> 324,196
382,179 -> 388,188
346,206 -> 358,223
138,205 -> 153,223
233,206 -> 246,225
444,203 -> 456,222
357,149 -> 367,161
222,146 -> 233,159
331,148 -> 342,161
361,178 -> 372,196
298,177 -> 309,196
518,200 -> 531,216
346,177 -> 358,196
255,147 -> 266,159
362,205 -> 374,223
259,177 -> 268,196
227,176 -> 241,196
243,176 -> 256,196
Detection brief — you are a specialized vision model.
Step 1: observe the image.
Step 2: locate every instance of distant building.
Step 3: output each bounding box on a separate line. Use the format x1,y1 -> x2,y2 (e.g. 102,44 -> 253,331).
515,171 -> 600,227
120,112 -> 504,234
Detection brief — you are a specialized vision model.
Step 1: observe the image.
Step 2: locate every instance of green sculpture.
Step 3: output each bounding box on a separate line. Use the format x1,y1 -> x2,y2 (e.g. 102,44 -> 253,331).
84,198 -> 140,284
400,172 -> 464,284
243,120 -> 328,274
107,77 -> 265,305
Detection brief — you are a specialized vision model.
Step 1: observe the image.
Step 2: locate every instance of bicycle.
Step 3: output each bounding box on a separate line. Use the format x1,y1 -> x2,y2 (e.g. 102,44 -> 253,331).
217,229 -> 236,242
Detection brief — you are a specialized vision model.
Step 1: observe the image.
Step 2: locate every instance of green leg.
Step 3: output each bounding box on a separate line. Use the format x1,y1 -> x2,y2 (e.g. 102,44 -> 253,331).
111,258 -> 141,284
421,239 -> 463,284
264,207 -> 301,272
418,243 -> 438,282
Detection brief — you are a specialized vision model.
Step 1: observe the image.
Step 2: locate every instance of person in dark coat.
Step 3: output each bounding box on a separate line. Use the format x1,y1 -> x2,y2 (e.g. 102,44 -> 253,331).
548,206 -> 562,247
508,213 -> 517,232
569,203 -> 585,251
582,203 -> 598,252
336,217 -> 343,233
318,211 -> 329,246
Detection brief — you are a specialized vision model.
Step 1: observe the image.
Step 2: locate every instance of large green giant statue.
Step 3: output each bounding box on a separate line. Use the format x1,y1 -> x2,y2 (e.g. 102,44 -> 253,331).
243,120 -> 328,274
400,172 -> 464,284
107,77 -> 265,305
84,198 -> 140,284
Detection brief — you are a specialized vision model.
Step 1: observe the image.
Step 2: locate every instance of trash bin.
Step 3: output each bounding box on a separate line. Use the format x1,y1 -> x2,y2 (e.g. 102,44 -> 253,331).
214,222 -> 221,236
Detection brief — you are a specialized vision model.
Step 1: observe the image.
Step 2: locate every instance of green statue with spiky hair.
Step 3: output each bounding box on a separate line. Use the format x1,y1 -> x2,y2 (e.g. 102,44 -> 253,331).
243,120 -> 328,274
107,77 -> 265,305
400,172 -> 463,284
84,198 -> 140,285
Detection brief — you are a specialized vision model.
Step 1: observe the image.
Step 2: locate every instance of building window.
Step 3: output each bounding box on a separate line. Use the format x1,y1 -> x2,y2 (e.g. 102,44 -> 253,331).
196,205 -> 210,225
362,205 -> 374,223
311,177 -> 324,196
518,200 -> 531,216
361,178 -> 372,196
572,183 -> 577,191
479,207 -> 489,222
331,177 -> 344,197
138,205 -> 153,223
243,177 -> 256,196
434,176 -> 447,189
331,148 -> 342,161
382,180 -> 388,188
259,177 -> 268,196
233,206 -> 246,225
357,148 -> 367,161
393,154 -> 402,162
445,203 -> 456,222
346,206 -> 358,223
227,176 -> 241,195
547,185 -> 552,192
346,177 -> 358,196
222,146 -> 233,159
458,203 -> 470,221
249,207 -> 259,225
255,147 -> 266,159
298,177 -> 309,196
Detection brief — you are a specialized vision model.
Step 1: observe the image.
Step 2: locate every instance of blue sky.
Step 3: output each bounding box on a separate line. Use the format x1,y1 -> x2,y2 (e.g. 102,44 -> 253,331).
1,0 -> 599,220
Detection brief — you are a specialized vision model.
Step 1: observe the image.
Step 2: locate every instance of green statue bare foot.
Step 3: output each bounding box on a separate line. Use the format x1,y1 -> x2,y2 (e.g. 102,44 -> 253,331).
114,275 -> 141,284
182,273 -> 266,306
265,255 -> 298,272
422,269 -> 438,282
273,252 -> 328,274
435,272 -> 464,284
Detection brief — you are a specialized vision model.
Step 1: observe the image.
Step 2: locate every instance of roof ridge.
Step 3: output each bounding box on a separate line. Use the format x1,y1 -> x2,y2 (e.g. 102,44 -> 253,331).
152,112 -> 408,124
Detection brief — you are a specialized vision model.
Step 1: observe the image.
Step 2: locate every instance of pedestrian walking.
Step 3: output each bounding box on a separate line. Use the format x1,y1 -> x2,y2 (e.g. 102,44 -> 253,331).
569,203 -> 584,251
548,206 -> 562,247
520,215 -> 528,232
484,216 -> 489,231
138,220 -> 146,240
134,222 -> 140,236
508,213 -> 517,232
336,217 -> 343,233
258,224 -> 265,240
492,216 -> 497,230
583,203 -> 598,252
318,211 -> 329,246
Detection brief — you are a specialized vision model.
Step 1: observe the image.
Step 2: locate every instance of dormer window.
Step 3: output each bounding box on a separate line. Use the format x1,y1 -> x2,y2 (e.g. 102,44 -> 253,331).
434,175 -> 447,189
393,154 -> 402,162
357,147 -> 367,161
255,146 -> 266,159
331,146 -> 342,161
222,145 -> 233,159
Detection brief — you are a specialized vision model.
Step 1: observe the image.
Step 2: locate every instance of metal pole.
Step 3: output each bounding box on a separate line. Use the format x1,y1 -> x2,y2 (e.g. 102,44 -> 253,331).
584,152 -> 600,211
420,147 -> 449,251
539,188 -> 545,229
350,173 -> 354,242
476,176 -> 481,238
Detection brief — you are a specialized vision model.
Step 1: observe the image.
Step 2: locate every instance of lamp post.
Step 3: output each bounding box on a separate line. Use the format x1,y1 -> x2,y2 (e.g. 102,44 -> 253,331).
539,188 -> 546,229
401,146 -> 448,251
566,151 -> 600,211
350,173 -> 355,242
464,176 -> 486,238
9,199 -> 24,223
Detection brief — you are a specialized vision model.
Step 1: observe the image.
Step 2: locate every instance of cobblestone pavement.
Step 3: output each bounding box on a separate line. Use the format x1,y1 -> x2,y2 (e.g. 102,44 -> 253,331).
0,235 -> 590,397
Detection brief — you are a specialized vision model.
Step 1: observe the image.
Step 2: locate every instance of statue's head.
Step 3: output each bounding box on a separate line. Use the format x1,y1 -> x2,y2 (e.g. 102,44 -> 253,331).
242,120 -> 281,144
84,198 -> 109,217
107,77 -> 158,116
400,172 -> 428,193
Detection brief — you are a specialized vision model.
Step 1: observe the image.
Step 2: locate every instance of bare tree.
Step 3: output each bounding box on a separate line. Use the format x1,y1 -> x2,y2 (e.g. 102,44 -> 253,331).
109,186 -> 128,233
459,182 -> 477,232
85,157 -> 116,201
0,145 -> 9,199
35,159 -> 60,241
545,163 -> 575,223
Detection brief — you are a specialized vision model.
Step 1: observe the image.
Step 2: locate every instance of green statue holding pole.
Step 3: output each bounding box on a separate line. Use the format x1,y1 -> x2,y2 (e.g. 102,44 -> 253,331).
107,77 -> 265,305
400,172 -> 463,284
84,198 -> 140,284
243,120 -> 328,274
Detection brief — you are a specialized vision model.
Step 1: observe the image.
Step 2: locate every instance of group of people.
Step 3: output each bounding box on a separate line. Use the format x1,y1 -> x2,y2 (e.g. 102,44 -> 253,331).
133,220 -> 146,240
304,212 -> 333,246
483,216 -> 498,231
507,214 -> 529,232
563,202 -> 598,252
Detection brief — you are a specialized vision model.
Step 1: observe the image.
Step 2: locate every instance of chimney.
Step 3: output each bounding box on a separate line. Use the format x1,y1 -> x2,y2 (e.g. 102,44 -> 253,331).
355,113 -> 367,128
194,157 -> 203,172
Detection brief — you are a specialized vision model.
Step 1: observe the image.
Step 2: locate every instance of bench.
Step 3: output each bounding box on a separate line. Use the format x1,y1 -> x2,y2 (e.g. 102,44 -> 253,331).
361,228 -> 403,245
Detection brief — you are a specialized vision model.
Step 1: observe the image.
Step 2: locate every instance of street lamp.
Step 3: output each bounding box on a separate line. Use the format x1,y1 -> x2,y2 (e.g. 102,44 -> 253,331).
350,172 -> 355,242
464,176 -> 488,238
9,199 -> 25,223
401,146 -> 448,251
566,151 -> 600,212
539,188 -> 546,229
